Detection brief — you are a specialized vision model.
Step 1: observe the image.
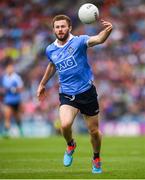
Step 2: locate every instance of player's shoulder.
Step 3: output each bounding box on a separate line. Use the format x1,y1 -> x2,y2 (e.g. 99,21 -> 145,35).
73,35 -> 90,42
73,35 -> 90,46
75,34 -> 90,38
12,72 -> 22,79
46,42 -> 55,52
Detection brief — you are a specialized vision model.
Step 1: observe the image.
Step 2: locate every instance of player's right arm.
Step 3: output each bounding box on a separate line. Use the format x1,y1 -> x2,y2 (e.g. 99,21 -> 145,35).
37,62 -> 56,101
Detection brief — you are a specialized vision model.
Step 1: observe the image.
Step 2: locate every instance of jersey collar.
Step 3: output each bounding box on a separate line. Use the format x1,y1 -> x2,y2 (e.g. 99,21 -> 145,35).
54,34 -> 74,47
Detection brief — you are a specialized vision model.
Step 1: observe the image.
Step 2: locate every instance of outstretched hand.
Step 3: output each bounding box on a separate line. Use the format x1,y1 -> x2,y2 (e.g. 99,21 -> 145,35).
37,84 -> 47,101
100,19 -> 113,32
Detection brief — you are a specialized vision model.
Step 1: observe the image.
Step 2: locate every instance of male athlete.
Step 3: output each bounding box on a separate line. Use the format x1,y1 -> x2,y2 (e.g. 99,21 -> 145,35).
37,15 -> 112,173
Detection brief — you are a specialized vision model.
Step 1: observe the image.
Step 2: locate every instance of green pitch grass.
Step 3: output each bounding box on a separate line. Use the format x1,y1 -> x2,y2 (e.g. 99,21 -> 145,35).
0,135 -> 144,179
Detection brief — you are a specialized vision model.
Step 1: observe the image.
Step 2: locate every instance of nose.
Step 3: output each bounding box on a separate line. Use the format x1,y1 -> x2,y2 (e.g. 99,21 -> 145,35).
58,27 -> 63,31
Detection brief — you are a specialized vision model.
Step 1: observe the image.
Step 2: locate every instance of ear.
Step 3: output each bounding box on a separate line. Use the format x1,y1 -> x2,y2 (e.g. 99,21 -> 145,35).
69,26 -> 72,32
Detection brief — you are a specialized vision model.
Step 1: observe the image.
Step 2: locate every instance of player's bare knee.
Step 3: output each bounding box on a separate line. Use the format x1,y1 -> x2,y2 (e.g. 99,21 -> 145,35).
89,127 -> 100,136
61,123 -> 71,131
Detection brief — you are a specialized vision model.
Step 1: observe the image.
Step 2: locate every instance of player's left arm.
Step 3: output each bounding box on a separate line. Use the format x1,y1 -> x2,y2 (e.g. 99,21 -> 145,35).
12,76 -> 24,93
88,19 -> 113,47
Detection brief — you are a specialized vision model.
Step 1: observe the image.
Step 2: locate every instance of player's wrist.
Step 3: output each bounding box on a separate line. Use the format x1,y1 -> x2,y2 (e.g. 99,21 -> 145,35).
40,82 -> 46,87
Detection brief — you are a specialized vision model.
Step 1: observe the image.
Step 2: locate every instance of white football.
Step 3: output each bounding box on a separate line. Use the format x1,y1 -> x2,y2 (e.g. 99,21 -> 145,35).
78,3 -> 99,24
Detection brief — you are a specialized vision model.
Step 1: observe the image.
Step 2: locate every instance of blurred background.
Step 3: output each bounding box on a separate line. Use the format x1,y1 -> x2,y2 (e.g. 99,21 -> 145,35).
0,0 -> 145,137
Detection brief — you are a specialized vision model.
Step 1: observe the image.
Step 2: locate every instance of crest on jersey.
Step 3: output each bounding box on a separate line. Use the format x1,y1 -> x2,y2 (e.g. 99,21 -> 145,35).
68,46 -> 74,55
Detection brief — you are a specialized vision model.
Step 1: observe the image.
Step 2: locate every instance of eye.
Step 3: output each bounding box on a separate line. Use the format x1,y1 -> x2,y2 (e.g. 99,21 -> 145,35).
61,25 -> 67,28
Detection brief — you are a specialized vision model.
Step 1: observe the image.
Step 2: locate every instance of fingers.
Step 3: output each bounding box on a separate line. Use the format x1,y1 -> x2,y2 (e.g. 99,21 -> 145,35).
100,19 -> 112,27
37,91 -> 47,101
37,86 -> 47,101
100,19 -> 113,31
38,93 -> 47,101
106,26 -> 112,32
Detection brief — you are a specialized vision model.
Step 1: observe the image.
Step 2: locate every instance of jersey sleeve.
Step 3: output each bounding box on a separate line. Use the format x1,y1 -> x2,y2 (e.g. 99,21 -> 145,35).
45,46 -> 53,63
16,75 -> 24,88
79,35 -> 90,48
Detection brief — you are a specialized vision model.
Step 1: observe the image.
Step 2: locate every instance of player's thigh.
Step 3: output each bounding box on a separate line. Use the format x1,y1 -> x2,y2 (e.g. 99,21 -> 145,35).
59,105 -> 79,128
3,105 -> 13,119
83,114 -> 100,130
13,104 -> 21,118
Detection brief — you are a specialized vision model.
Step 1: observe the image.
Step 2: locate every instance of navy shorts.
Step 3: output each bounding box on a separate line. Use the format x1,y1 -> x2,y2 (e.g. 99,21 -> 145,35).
59,85 -> 99,116
5,103 -> 21,111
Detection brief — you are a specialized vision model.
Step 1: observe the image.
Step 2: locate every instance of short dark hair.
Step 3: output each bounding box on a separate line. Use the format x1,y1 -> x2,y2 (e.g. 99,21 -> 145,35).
52,15 -> 72,27
3,57 -> 14,67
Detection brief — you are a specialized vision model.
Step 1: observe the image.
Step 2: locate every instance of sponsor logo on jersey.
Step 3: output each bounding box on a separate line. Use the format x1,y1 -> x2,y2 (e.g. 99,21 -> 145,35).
56,56 -> 77,72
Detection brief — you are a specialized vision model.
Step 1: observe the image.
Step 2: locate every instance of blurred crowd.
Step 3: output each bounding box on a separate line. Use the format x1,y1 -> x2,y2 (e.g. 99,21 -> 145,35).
0,0 -> 145,132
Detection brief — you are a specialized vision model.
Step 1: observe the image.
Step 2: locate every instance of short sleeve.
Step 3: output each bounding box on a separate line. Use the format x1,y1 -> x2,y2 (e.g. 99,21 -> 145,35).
15,74 -> 24,88
79,35 -> 90,47
45,46 -> 53,62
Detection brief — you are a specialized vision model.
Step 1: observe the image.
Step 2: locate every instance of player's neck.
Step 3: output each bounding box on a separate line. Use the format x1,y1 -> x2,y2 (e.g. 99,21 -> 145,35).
57,38 -> 69,46
57,34 -> 72,46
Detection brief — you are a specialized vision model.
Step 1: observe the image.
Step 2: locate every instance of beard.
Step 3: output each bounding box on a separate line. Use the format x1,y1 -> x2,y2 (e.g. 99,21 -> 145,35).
55,30 -> 70,42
